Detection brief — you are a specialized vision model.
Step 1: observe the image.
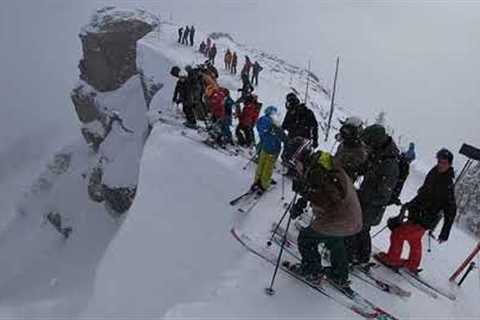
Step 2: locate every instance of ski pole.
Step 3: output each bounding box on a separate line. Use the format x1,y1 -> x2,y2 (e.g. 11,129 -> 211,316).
267,194 -> 297,247
243,147 -> 259,170
265,207 -> 295,296
281,164 -> 285,200
427,231 -> 433,253
457,262 -> 476,287
372,225 -> 388,239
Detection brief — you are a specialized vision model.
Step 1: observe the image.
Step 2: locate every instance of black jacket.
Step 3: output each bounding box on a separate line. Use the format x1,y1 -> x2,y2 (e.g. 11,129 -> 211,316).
358,137 -> 400,226
173,73 -> 203,106
406,166 -> 457,241
281,104 -> 319,145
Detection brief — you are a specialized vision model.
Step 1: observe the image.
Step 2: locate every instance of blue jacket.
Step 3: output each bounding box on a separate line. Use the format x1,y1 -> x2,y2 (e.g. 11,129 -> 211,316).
256,115 -> 282,155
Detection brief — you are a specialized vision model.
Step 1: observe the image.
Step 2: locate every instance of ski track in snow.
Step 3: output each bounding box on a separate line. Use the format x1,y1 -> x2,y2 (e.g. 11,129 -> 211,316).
0,21 -> 478,319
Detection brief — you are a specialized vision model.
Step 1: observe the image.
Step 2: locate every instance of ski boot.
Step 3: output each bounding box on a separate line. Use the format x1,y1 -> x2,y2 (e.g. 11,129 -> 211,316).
373,252 -> 402,271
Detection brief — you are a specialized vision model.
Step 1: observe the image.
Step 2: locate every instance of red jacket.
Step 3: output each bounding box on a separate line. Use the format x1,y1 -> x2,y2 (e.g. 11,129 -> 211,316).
208,90 -> 226,119
239,102 -> 260,126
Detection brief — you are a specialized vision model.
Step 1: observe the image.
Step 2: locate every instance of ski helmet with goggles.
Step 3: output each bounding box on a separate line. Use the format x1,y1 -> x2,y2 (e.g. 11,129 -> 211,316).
285,93 -> 300,109
436,148 -> 453,164
282,137 -> 313,169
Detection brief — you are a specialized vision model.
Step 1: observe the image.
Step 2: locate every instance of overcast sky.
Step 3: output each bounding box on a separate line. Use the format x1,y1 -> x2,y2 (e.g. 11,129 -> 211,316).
1,0 -> 478,171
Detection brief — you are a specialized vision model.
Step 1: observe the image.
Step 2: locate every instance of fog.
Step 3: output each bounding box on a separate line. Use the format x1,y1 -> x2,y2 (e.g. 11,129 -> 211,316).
1,0 -> 478,181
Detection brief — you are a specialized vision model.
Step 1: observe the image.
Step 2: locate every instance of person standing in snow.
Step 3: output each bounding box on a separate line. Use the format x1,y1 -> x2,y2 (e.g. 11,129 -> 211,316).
237,72 -> 254,105
199,41 -> 206,55
206,37 -> 212,55
208,43 -> 217,65
182,26 -> 190,45
346,124 -> 399,266
281,93 -> 319,149
241,55 -> 252,79
376,149 -> 457,273
285,138 -> 363,288
222,88 -> 235,144
389,142 -> 416,205
189,25 -> 195,46
251,61 -> 263,86
170,66 -> 198,128
236,94 -> 261,148
224,49 -> 232,72
178,27 -> 183,44
334,117 -> 368,182
231,51 -> 238,74
251,106 -> 286,194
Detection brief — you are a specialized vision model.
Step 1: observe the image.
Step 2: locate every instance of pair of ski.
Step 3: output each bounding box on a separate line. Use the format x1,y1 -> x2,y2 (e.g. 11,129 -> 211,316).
180,130 -> 238,157
371,253 -> 456,301
231,228 -> 399,320
269,229 -> 411,299
229,189 -> 266,214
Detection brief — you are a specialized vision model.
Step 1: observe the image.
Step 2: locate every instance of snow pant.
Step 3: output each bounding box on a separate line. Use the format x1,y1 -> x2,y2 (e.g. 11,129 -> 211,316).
384,223 -> 426,271
251,73 -> 259,86
178,33 -> 182,43
190,36 -> 194,46
298,226 -> 349,282
182,103 -> 197,125
345,224 -> 372,264
223,116 -> 233,143
236,124 -> 254,147
231,64 -> 237,74
254,150 -> 278,190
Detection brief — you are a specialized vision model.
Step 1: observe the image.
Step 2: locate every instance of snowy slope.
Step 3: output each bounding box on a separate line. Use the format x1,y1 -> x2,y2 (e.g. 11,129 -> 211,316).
84,23 -> 480,319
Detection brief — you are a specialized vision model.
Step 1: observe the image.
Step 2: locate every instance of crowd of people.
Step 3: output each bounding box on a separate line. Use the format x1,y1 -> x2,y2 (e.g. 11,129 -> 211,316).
169,26 -> 457,289
178,25 -> 195,46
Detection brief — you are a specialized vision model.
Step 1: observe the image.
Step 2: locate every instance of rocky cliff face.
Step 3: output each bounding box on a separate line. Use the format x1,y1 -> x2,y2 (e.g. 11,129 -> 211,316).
456,162 -> 480,237
71,7 -> 161,216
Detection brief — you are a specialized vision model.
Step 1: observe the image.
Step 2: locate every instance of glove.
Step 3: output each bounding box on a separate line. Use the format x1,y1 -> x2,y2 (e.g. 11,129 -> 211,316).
290,198 -> 308,220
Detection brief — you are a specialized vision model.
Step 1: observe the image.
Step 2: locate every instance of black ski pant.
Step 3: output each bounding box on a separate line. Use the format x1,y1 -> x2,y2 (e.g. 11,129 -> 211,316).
345,224 -> 371,264
182,102 -> 196,125
251,73 -> 259,86
236,124 -> 254,147
298,226 -> 349,282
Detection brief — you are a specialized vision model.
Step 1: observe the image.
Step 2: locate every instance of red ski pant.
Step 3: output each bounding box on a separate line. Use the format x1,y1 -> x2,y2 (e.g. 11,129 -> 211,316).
386,223 -> 426,270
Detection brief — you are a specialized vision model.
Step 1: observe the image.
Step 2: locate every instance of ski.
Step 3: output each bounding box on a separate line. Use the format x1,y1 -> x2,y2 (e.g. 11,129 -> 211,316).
270,233 -> 411,298
181,131 -> 237,157
398,269 -> 456,301
231,228 -> 398,320
237,193 -> 263,214
229,190 -> 256,206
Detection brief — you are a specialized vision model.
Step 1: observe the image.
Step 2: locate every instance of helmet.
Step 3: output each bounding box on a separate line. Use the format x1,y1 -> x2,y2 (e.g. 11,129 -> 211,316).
286,93 -> 300,109
341,116 -> 363,128
264,105 -> 278,116
436,148 -> 453,164
337,123 -> 360,142
170,66 -> 181,77
282,137 -> 313,169
361,124 -> 387,148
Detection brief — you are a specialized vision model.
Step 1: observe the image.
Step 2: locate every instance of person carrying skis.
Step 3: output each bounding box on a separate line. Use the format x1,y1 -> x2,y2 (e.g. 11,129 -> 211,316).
376,149 -> 457,273
182,26 -> 190,45
334,116 -> 368,182
189,25 -> 195,46
208,43 -> 217,65
281,92 -> 319,149
250,106 -> 285,194
345,124 -> 399,266
286,138 -> 363,287
171,65 -> 198,128
224,49 -> 232,72
236,94 -> 261,148
231,51 -> 238,74
178,27 -> 183,44
389,142 -> 416,205
251,61 -> 263,86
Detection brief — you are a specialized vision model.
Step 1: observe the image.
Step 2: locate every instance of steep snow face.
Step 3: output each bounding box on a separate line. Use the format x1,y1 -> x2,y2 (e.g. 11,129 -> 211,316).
84,22 -> 480,319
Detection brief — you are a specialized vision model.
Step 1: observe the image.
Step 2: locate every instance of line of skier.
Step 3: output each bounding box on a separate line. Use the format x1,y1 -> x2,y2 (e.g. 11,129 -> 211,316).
168,32 -> 457,289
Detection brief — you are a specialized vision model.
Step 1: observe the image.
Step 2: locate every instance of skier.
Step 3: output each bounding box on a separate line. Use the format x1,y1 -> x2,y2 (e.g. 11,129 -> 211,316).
281,92 -> 319,148
208,43 -> 217,65
206,37 -> 212,55
389,142 -> 416,205
171,65 -> 204,128
182,26 -> 190,45
231,51 -> 238,74
189,25 -> 195,46
241,55 -> 252,78
199,41 -> 206,55
346,124 -> 399,266
224,49 -> 232,72
376,148 -> 457,273
251,106 -> 285,194
237,72 -> 254,104
207,87 -> 228,145
223,88 -> 235,144
286,138 -> 363,287
236,94 -> 261,147
178,27 -> 183,44
334,117 -> 368,182
251,61 -> 263,86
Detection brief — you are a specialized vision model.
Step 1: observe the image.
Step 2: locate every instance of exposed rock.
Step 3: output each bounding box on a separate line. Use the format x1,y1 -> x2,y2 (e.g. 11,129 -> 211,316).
102,185 -> 137,216
88,166 -> 105,202
139,72 -> 163,108
47,153 -> 72,175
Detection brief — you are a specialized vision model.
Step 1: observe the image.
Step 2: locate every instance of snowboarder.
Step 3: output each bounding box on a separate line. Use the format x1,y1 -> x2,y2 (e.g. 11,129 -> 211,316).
376,148 -> 457,273
334,117 -> 368,182
251,61 -> 263,86
208,43 -> 217,65
178,27 -> 183,44
236,94 -> 261,148
182,26 -> 190,45
281,92 -> 319,149
286,138 -> 363,287
241,55 -> 252,78
224,49 -> 232,72
231,51 -> 238,74
189,25 -> 195,46
345,124 -> 399,266
389,142 -> 416,205
251,106 -> 285,194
